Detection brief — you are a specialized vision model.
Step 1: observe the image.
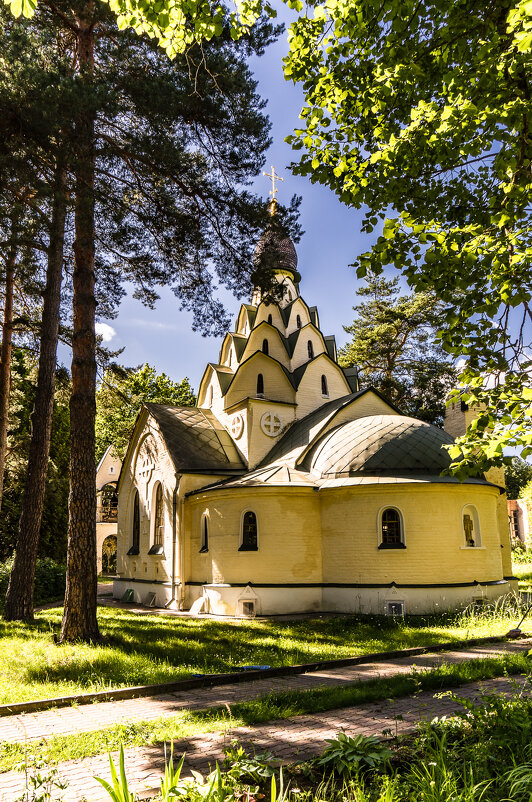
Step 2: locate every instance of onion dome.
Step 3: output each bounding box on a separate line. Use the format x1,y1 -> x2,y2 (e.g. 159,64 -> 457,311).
252,226 -> 301,284
305,415 -> 456,478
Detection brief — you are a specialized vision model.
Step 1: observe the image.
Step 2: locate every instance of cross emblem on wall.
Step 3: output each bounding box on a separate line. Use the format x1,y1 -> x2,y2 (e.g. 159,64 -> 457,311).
261,411 -> 282,437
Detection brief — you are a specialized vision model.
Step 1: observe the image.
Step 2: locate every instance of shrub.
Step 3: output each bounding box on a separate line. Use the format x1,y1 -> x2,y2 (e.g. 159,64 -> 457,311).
0,557 -> 65,612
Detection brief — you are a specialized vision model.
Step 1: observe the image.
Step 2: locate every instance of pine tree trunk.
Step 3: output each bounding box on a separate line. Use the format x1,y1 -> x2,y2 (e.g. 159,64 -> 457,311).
60,14 -> 100,642
0,239 -> 17,512
4,162 -> 67,622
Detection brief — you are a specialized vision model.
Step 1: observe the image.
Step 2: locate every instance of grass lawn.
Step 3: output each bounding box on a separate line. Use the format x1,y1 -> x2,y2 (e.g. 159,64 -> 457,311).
513,559 -> 532,592
0,598 -> 526,706
1,652 -> 529,773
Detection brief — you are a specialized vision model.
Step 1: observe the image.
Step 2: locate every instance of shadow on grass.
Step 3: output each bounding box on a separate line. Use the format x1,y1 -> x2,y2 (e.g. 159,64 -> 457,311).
4,606 -> 483,695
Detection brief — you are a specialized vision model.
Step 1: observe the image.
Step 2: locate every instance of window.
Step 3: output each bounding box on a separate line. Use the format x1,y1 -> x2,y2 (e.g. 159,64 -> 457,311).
321,374 -> 329,397
463,505 -> 481,547
257,373 -> 264,395
109,466 -> 115,474
200,514 -> 209,553
208,385 -> 213,406
240,511 -> 258,551
148,483 -> 164,554
267,314 -> 273,324
296,314 -> 301,328
379,508 -> 405,549
262,338 -> 269,355
288,291 -> 293,301
128,490 -> 140,555
307,340 -> 314,360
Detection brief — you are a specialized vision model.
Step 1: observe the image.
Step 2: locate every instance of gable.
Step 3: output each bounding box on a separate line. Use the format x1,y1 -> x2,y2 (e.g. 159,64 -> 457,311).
258,389 -> 401,469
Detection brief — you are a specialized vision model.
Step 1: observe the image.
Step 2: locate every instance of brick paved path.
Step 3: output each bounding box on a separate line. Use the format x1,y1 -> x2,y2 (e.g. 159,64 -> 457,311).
1,673 -> 530,802
1,639 -> 529,746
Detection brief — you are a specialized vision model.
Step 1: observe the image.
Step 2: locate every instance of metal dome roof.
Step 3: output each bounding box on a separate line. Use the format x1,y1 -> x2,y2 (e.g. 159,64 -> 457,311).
304,415 -> 456,478
253,226 -> 300,280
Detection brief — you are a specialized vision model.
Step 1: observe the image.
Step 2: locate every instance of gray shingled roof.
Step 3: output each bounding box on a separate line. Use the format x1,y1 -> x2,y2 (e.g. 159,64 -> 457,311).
187,464 -> 317,495
342,366 -> 358,393
303,415 -> 456,477
145,404 -> 244,473
253,227 -> 300,281
259,391 -> 368,467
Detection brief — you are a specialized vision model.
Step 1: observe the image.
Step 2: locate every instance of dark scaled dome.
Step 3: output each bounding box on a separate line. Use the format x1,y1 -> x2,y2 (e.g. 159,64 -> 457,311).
253,226 -> 301,283
303,415 -> 456,478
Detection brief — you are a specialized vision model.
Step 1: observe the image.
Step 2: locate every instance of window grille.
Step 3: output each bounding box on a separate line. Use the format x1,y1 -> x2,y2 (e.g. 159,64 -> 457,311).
241,511 -> 258,550
381,508 -> 401,545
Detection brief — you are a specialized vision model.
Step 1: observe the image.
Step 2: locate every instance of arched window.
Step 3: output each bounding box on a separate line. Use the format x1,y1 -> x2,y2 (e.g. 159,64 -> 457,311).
267,313 -> 273,324
288,291 -> 293,302
321,374 -> 329,397
99,484 -> 118,522
200,514 -> 209,553
257,373 -> 264,395
208,385 -> 213,406
240,511 -> 258,551
379,508 -> 405,549
296,314 -> 302,328
463,505 -> 481,547
262,339 -> 269,355
307,340 -> 314,360
149,483 -> 164,554
128,489 -> 140,555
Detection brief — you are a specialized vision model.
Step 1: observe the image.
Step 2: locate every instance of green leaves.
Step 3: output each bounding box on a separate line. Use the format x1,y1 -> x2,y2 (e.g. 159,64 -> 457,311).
4,0 -> 269,57
285,0 -> 532,474
2,0 -> 36,18
316,732 -> 392,777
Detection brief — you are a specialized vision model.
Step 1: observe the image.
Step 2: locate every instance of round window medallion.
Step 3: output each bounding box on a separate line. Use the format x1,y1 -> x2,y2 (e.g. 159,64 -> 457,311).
230,414 -> 244,439
261,412 -> 282,437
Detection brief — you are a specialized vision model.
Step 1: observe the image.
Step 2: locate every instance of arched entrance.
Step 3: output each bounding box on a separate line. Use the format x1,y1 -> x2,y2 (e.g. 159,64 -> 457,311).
102,535 -> 117,575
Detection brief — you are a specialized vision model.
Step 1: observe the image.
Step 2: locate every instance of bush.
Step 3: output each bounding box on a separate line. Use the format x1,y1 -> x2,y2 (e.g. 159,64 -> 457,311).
0,557 -> 66,612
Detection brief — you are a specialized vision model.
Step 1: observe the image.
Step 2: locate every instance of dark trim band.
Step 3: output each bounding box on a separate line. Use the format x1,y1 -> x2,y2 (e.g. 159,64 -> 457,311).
187,579 -> 509,590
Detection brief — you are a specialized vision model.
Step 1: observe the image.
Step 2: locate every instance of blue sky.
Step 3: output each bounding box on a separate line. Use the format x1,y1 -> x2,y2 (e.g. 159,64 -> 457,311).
91,8 -> 378,393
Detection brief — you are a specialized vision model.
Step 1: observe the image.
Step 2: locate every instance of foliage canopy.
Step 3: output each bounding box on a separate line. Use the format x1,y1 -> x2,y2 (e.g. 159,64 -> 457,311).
284,0 -> 532,477
96,363 -> 195,460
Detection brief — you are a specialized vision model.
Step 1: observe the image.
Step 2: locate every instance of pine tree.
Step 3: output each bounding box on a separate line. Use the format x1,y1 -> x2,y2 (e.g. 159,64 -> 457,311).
339,275 -> 456,426
1,1 -> 295,638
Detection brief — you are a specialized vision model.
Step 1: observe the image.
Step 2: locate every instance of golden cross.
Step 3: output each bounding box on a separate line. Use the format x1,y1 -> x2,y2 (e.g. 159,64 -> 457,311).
263,165 -> 284,208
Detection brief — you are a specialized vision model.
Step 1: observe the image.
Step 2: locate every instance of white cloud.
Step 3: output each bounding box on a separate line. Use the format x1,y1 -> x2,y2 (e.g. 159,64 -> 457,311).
95,323 -> 116,343
127,319 -> 179,331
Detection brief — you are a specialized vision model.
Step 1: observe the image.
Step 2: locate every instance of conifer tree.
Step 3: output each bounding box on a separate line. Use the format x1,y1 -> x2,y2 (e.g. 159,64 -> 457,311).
339,275 -> 457,427
1,1 -> 295,637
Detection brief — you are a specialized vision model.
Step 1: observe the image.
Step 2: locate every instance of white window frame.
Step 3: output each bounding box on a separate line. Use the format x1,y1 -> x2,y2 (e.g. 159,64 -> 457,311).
461,504 -> 482,548
200,511 -> 209,553
239,509 -> 259,551
377,505 -> 406,549
148,481 -> 165,555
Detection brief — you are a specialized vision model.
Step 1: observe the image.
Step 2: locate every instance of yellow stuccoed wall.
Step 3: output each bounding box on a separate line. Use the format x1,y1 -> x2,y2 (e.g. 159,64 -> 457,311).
254,302 -> 284,329
291,326 -> 327,370
320,483 -> 505,585
224,353 -> 296,410
186,487 -> 322,585
241,326 -> 290,368
296,357 -> 351,418
286,299 -> 311,335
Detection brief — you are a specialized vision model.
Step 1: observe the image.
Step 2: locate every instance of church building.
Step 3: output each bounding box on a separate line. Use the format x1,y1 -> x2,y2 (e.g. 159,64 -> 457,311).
113,220 -> 515,617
